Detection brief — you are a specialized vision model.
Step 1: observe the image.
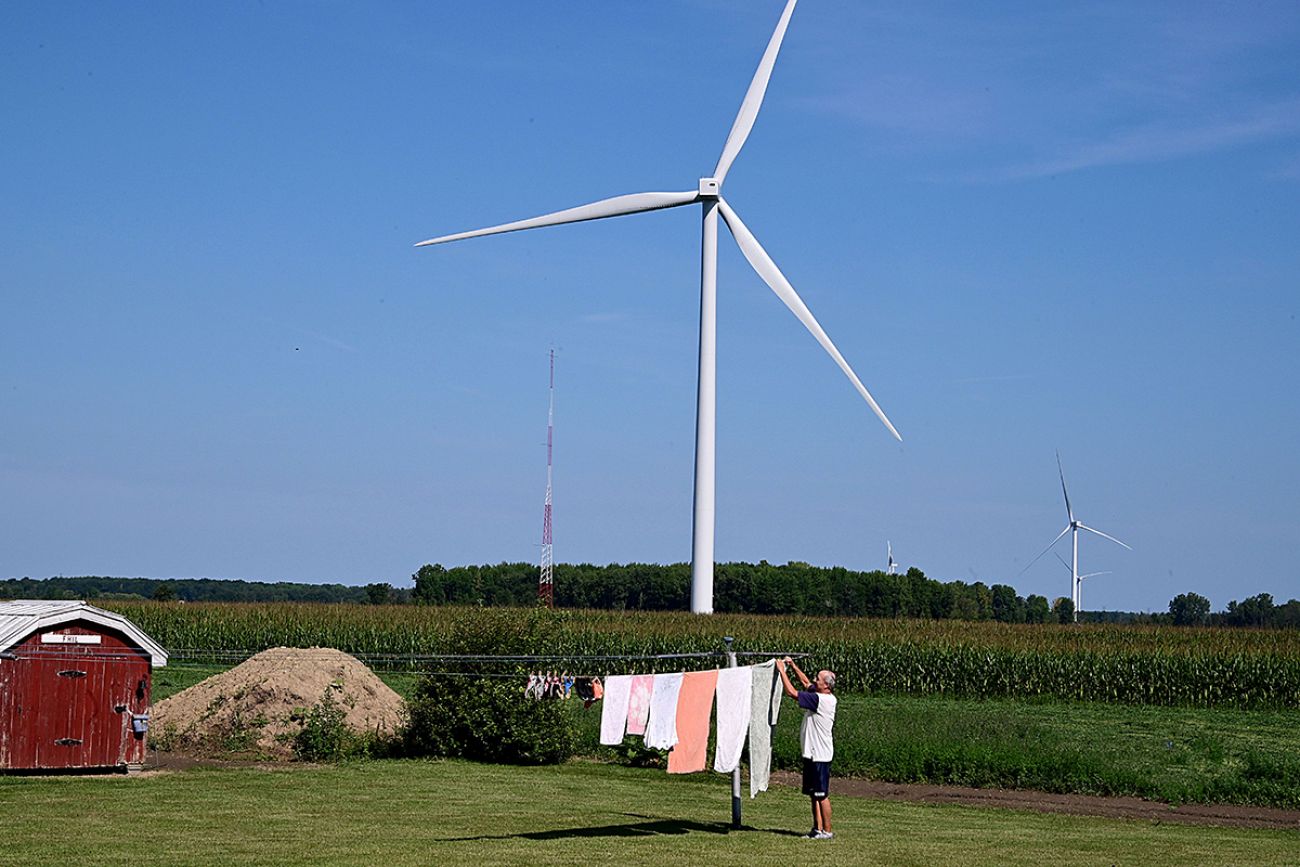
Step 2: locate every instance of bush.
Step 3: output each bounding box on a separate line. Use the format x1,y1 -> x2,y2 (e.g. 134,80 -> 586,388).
291,690 -> 396,762
292,691 -> 351,761
403,672 -> 576,765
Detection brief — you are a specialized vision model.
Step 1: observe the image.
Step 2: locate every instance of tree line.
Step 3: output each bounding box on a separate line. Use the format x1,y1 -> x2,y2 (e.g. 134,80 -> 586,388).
4,568 -> 1296,628
0,575 -> 394,605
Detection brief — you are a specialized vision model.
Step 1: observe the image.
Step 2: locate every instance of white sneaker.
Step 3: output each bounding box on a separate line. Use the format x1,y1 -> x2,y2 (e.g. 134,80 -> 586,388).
814,830 -> 834,840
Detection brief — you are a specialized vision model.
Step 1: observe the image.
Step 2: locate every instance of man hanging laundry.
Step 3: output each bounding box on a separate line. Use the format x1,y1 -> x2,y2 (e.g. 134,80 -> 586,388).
777,656 -> 837,840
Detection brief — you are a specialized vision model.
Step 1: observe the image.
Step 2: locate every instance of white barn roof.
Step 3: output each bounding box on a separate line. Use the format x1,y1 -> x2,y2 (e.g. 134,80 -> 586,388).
0,600 -> 168,666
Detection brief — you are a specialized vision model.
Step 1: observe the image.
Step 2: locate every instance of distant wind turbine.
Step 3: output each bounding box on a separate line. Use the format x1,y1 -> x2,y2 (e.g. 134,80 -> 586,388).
887,541 -> 898,575
415,0 -> 901,614
1052,552 -> 1111,613
1020,452 -> 1130,622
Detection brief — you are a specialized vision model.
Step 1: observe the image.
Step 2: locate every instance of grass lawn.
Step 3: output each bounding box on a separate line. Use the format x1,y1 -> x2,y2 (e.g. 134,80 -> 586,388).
1,760 -> 1296,866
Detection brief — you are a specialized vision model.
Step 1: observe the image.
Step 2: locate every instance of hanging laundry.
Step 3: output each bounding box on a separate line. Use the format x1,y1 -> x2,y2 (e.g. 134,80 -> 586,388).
625,674 -> 654,736
574,676 -> 603,708
599,674 -> 634,745
667,668 -> 718,774
768,659 -> 784,726
748,659 -> 778,797
644,671 -> 684,750
712,665 -> 753,773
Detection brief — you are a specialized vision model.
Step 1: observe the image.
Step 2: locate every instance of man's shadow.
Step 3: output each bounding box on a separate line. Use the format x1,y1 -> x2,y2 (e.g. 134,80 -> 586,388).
438,813 -> 806,842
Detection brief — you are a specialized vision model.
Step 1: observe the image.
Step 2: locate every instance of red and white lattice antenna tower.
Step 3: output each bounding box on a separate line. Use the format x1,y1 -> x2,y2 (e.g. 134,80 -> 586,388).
538,350 -> 556,607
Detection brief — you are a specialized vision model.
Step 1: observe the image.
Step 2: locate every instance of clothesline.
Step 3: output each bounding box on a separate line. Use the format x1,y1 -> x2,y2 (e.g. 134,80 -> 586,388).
586,660 -> 791,799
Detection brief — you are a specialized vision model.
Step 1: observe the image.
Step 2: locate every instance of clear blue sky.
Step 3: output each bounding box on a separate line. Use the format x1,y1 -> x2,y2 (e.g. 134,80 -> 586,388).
3,2 -> 1297,612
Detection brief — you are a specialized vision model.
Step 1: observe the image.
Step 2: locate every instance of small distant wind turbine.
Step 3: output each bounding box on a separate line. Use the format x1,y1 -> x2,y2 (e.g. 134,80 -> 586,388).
887,541 -> 898,575
1052,552 -> 1110,613
1020,452 -> 1130,622
416,0 -> 901,614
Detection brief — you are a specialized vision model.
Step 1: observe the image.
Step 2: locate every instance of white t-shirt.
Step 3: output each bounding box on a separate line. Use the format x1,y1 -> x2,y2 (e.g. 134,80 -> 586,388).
797,690 -> 837,762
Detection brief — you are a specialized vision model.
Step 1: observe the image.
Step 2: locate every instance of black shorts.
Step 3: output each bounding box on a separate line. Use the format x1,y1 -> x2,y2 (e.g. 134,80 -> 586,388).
802,758 -> 831,799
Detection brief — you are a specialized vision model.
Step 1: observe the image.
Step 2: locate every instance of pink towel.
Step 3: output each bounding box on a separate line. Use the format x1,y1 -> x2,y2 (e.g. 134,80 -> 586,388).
666,669 -> 718,774
625,675 -> 654,736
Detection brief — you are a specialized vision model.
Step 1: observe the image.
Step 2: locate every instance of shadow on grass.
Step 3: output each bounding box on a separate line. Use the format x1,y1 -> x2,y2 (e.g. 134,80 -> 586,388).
439,813 -> 807,842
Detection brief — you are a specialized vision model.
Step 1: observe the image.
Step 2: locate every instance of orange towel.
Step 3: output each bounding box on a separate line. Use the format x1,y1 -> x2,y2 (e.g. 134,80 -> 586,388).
666,668 -> 718,774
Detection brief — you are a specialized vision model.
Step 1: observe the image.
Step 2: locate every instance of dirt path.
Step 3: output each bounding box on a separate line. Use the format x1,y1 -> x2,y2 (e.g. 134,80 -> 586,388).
770,771 -> 1300,831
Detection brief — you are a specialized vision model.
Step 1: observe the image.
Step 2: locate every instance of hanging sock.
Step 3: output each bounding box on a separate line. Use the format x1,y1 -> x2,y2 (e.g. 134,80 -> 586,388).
625,674 -> 655,736
748,659 -> 778,797
644,672 -> 684,750
600,675 -> 634,745
713,665 -> 753,773
666,668 -> 718,774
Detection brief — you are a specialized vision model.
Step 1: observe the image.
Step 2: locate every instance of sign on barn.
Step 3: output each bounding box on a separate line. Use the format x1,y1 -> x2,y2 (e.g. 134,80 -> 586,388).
0,600 -> 168,772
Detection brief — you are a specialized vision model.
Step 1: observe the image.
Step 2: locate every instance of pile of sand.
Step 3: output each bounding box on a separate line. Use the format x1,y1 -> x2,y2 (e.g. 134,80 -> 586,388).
152,646 -> 405,758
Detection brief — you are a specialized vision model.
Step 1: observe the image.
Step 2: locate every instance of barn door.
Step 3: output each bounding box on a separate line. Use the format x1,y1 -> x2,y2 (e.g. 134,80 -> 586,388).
30,650 -> 91,769
27,652 -> 146,769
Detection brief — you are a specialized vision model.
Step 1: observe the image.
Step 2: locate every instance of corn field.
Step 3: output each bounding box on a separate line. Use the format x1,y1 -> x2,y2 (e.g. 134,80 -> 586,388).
107,602 -> 1300,709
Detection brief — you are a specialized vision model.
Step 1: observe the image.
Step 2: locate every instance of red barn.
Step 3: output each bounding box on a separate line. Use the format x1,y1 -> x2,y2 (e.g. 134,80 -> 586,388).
0,600 -> 168,772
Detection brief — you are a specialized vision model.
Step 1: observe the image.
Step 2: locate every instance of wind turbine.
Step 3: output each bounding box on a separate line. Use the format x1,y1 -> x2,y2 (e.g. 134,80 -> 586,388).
1052,552 -> 1110,614
887,541 -> 898,575
416,0 -> 901,614
1021,452 -> 1130,622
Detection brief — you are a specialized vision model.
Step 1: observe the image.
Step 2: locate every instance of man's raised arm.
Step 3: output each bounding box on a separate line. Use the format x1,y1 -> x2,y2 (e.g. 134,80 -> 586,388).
777,656 -> 806,699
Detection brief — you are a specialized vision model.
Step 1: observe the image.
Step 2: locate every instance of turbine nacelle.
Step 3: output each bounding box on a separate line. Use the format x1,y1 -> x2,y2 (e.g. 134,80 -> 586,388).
698,177 -> 721,198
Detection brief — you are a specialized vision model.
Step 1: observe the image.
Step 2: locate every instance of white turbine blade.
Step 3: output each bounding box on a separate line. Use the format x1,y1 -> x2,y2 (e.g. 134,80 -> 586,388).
713,0 -> 799,184
1079,571 -> 1112,581
1053,551 -> 1073,575
1056,451 -> 1074,522
1018,525 -> 1071,576
1077,523 -> 1132,550
415,190 -> 700,247
717,198 -> 901,441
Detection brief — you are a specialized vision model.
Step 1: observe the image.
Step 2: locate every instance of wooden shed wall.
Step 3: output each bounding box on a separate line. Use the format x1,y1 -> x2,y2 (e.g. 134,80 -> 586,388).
0,621 -> 153,771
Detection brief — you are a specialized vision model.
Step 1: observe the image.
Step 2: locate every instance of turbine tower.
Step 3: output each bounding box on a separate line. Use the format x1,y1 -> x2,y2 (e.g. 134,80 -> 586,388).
1021,452 -> 1130,622
887,541 -> 897,575
416,0 -> 901,614
538,350 -> 556,608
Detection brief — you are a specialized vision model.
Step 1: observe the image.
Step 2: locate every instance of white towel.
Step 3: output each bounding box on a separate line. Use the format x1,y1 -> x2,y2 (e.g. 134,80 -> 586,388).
643,671 -> 684,750
712,665 -> 753,773
748,660 -> 778,797
599,674 -> 634,745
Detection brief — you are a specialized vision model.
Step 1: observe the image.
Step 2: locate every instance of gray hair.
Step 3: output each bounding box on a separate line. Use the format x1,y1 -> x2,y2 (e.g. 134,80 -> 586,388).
822,671 -> 836,691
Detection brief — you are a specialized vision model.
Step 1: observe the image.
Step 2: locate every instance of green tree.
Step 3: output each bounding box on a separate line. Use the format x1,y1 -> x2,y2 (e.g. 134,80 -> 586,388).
990,584 -> 1023,623
1024,594 -> 1051,624
365,582 -> 394,605
1224,593 -> 1276,628
411,564 -> 449,605
1168,592 -> 1211,626
1052,596 -> 1075,624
